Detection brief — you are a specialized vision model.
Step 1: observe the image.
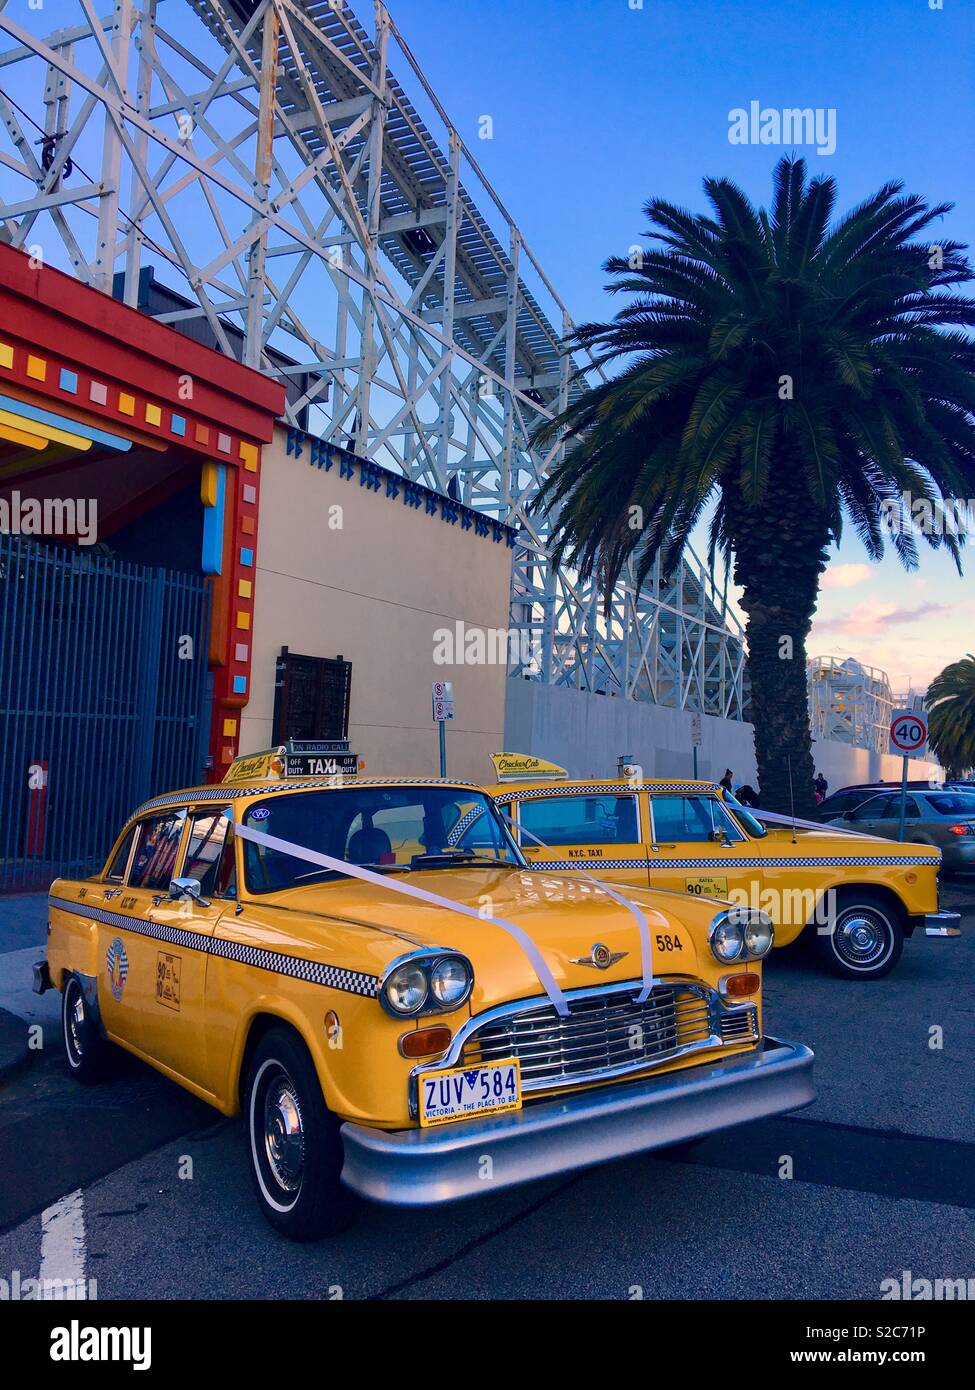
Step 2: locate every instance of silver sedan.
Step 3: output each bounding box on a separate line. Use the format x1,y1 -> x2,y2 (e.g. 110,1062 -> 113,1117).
822,789 -> 975,873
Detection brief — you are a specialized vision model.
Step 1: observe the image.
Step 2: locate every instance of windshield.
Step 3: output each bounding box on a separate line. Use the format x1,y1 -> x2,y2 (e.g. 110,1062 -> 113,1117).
724,799 -> 768,839
241,786 -> 524,893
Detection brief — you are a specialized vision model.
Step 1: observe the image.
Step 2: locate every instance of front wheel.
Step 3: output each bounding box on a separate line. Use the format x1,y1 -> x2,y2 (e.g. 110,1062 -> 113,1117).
816,892 -> 904,980
245,1026 -> 355,1241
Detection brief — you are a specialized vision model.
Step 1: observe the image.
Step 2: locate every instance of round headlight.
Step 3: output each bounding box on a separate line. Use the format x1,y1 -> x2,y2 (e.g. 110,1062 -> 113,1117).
430,956 -> 472,1009
710,915 -> 745,962
383,963 -> 428,1015
744,913 -> 774,958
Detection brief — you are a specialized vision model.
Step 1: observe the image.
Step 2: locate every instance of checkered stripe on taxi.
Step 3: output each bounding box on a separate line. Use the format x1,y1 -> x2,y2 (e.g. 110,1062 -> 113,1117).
128,777 -> 484,822
48,896 -> 380,997
447,804 -> 487,843
529,854 -> 940,870
493,781 -> 720,804
532,858 -> 651,871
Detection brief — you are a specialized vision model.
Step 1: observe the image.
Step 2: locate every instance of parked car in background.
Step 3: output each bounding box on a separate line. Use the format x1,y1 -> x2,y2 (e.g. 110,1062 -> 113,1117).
814,781 -> 946,823
819,789 -> 975,874
485,766 -> 956,979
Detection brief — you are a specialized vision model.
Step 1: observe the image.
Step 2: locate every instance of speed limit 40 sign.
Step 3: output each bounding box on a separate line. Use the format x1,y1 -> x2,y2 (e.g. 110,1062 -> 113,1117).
889,709 -> 928,757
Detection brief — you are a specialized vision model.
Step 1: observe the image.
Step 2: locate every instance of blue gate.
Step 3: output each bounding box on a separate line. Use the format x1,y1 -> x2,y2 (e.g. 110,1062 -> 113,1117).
0,535 -> 212,892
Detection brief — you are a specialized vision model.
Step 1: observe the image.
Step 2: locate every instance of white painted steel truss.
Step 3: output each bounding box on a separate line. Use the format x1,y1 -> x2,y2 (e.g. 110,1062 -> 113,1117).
0,0 -> 746,717
808,656 -> 896,756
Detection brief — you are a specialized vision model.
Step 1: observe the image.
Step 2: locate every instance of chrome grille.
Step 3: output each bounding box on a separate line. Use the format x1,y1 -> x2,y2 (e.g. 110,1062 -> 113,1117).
719,1006 -> 760,1044
460,982 -> 755,1095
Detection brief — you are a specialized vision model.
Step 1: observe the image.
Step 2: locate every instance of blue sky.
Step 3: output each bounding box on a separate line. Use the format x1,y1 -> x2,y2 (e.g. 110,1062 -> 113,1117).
3,0 -> 972,689
387,0 -> 975,691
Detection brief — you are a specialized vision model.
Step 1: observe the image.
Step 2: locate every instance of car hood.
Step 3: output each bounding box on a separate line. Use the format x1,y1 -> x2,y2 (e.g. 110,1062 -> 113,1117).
760,825 -> 941,858
251,865 -> 721,1010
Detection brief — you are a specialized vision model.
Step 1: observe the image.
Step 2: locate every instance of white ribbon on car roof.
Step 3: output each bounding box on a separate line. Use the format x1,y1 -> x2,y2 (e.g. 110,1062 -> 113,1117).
232,810 -> 658,1016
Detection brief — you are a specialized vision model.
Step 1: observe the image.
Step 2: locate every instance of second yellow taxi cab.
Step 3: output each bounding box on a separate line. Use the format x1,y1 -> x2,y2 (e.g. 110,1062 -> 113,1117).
36,749 -> 814,1241
485,755 -> 959,980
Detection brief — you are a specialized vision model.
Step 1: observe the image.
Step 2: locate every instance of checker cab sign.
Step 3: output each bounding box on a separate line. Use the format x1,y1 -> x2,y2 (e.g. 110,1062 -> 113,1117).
487,771 -> 956,981
38,763 -> 814,1241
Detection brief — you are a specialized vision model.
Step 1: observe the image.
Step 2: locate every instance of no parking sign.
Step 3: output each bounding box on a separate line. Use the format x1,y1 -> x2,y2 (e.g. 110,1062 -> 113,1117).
888,709 -> 928,757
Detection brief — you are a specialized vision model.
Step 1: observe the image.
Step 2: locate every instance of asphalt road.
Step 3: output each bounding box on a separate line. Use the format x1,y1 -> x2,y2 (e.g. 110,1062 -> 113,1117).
1,882 -> 973,1300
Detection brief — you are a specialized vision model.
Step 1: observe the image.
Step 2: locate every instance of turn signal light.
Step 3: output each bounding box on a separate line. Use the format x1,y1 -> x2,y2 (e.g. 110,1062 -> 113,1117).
723,972 -> 760,997
399,1026 -> 452,1059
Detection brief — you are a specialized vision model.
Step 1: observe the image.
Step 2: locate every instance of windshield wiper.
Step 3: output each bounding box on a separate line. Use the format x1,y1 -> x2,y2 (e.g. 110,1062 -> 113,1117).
294,862 -> 411,884
410,851 -> 512,868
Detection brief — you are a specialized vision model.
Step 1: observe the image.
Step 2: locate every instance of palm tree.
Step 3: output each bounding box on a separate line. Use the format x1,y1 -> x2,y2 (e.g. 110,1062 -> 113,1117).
928,654 -> 975,778
535,156 -> 975,813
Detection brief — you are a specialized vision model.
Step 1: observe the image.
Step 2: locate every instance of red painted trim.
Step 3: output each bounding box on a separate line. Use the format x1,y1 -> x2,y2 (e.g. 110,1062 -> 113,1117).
0,244 -> 285,438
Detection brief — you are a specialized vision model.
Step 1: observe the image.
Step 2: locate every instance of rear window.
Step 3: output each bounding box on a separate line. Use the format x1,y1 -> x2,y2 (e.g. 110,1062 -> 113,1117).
517,794 -> 639,846
926,794 -> 975,816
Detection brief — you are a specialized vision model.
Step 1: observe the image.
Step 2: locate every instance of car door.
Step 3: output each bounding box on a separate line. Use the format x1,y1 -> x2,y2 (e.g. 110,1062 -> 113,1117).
98,810 -> 187,1051
646,792 -> 764,906
509,790 -> 650,886
142,809 -> 238,1091
82,822 -> 146,1052
870,793 -> 920,842
844,793 -> 896,837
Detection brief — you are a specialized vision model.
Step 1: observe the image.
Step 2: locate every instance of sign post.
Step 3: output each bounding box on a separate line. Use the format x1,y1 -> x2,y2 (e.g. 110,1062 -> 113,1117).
691,714 -> 702,780
432,680 -> 454,777
888,709 -> 928,840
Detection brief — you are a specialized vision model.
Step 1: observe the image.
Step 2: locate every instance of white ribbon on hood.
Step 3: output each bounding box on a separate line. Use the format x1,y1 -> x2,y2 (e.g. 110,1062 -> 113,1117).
231,816 -> 571,1016
514,822 -> 657,1003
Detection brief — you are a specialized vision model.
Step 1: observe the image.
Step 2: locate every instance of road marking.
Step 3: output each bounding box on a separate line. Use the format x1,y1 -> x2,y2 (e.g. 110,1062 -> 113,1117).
39,1189 -> 87,1298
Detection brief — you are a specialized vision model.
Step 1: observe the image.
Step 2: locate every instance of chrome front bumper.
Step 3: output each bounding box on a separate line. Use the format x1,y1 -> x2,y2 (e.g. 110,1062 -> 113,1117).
924,910 -> 962,938
340,1035 -> 815,1207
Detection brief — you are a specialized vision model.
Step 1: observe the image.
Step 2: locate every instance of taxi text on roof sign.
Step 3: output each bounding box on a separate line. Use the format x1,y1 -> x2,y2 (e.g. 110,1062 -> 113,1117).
224,740 -> 359,784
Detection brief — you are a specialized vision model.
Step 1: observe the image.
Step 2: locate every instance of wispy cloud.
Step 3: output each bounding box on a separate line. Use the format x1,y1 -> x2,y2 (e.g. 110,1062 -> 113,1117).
813,600 -> 950,638
821,562 -> 872,590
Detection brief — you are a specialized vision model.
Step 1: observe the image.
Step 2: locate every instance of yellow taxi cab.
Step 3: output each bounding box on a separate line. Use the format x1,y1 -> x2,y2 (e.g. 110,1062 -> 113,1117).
485,755 -> 959,981
35,748 -> 814,1241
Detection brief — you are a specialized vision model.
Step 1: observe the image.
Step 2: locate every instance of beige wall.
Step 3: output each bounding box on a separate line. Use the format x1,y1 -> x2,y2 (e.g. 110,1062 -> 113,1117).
242,427 -> 513,782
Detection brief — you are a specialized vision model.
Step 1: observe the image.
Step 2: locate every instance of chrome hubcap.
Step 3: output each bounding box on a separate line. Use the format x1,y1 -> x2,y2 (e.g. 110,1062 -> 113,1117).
65,986 -> 84,1062
835,911 -> 890,967
263,1075 -> 304,1193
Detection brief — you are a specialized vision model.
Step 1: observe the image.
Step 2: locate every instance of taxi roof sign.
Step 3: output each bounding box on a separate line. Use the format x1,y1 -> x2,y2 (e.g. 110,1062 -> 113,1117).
223,747 -> 287,784
490,752 -> 569,783
223,741 -> 360,784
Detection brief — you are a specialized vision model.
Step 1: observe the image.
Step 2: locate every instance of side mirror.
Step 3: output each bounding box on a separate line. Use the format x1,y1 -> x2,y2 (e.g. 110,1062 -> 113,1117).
169,876 -> 209,906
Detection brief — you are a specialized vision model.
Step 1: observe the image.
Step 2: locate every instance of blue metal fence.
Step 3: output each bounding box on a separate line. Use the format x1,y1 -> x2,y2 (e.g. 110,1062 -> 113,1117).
0,535 -> 212,892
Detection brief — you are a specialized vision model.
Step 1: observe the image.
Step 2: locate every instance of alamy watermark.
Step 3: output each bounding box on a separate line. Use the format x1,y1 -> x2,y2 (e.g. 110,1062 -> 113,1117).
0,491 -> 98,545
1,1269 -> 97,1300
728,102 -> 836,156
881,1269 -> 975,1300
433,621 -> 540,670
881,492 -> 975,541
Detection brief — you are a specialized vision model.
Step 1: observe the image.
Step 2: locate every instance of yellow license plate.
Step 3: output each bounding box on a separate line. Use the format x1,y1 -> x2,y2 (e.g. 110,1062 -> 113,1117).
418,1058 -> 521,1128
685,876 -> 728,898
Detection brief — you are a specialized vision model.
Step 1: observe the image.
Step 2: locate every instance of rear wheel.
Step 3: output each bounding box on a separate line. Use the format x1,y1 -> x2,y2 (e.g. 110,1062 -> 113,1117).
61,974 -> 112,1083
245,1026 -> 355,1241
816,891 -> 904,980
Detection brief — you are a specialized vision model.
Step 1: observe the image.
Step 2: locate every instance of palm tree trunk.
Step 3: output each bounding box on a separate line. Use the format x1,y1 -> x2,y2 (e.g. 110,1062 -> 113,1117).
730,470 -> 831,815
